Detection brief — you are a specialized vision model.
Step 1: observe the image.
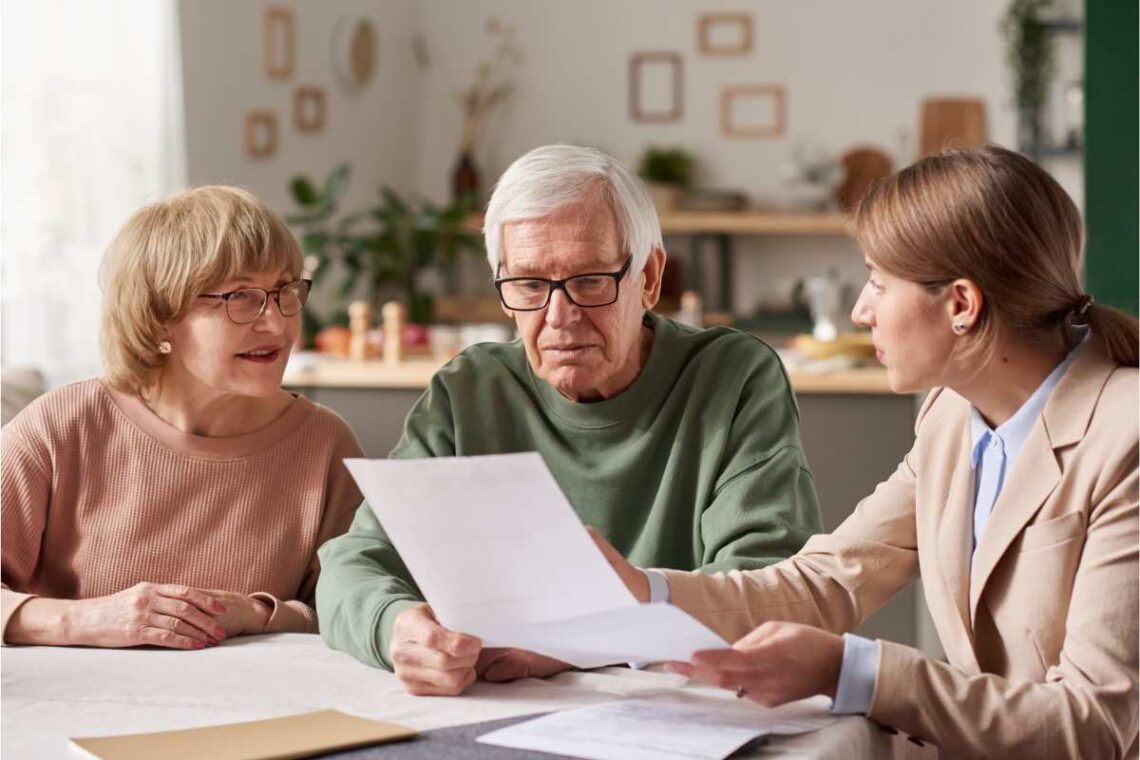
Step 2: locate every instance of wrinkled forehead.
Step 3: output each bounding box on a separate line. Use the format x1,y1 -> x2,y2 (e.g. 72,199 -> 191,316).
500,203 -> 623,276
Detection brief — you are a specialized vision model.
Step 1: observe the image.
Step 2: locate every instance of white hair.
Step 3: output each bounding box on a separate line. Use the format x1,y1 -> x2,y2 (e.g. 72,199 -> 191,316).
483,144 -> 663,276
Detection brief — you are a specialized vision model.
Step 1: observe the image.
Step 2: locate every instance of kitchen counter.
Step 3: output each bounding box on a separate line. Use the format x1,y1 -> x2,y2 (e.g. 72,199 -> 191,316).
284,356 -> 894,395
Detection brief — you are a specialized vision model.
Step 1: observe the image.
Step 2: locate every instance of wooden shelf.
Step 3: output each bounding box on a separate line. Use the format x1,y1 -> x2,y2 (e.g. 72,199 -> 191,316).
659,210 -> 851,235
467,211 -> 851,236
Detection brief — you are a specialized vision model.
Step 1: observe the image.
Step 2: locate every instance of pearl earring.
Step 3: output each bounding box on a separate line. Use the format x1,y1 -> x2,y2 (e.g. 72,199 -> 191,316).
158,341 -> 173,354
952,323 -> 966,334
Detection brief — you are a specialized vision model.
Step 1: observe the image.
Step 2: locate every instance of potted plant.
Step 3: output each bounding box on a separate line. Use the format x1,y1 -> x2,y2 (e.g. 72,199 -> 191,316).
637,146 -> 695,211
1002,0 -> 1056,157
286,164 -> 484,337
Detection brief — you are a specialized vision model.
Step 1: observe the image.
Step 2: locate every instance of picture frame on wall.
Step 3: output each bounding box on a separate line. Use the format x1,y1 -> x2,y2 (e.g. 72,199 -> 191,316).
294,86 -> 327,133
265,6 -> 295,80
629,52 -> 683,123
698,13 -> 753,56
245,111 -> 278,158
721,84 -> 786,138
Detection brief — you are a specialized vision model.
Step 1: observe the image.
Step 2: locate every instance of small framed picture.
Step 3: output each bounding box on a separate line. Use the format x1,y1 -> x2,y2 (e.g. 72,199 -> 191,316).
698,13 -> 753,56
629,52 -> 683,123
721,85 -> 786,139
245,111 -> 278,158
265,6 -> 295,80
294,86 -> 327,133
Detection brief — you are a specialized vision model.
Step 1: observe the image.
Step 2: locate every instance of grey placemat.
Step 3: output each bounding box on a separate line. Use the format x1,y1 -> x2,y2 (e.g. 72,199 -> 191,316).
323,713 -> 573,759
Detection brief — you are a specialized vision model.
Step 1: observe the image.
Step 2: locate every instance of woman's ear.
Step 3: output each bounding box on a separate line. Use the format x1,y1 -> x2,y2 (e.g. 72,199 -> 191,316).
641,247 -> 667,310
947,278 -> 984,333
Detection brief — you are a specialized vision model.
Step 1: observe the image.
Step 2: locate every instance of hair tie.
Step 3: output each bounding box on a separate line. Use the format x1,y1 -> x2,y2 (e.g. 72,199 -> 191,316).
1075,294 -> 1094,317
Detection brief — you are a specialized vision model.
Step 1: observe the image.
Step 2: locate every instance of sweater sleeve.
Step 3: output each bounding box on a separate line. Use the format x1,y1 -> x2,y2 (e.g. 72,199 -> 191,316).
1,424 -> 52,643
316,372 -> 456,669
254,418 -> 365,634
695,342 -> 824,573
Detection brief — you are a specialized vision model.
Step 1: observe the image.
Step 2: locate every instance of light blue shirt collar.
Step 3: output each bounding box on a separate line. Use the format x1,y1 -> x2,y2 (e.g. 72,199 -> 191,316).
969,330 -> 1087,470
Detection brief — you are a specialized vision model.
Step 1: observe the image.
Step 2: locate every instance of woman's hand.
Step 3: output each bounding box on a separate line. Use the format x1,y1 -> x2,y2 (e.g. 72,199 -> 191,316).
51,583 -> 229,649
667,621 -> 844,707
586,526 -> 649,603
200,589 -> 273,637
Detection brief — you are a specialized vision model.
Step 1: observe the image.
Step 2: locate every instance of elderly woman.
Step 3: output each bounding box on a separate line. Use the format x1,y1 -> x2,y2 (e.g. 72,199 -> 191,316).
596,146 -> 1138,758
317,145 -> 823,694
2,186 -> 363,649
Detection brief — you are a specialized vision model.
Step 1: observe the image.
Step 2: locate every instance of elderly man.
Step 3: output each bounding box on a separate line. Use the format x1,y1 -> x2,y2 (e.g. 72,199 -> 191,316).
316,144 -> 822,694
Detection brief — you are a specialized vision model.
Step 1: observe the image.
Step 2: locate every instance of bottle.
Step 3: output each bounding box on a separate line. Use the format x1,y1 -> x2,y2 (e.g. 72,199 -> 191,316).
452,151 -> 479,205
382,301 -> 406,365
676,290 -> 703,328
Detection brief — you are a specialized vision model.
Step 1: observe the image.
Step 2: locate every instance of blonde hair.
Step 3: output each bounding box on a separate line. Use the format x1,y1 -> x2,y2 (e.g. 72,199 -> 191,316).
100,186 -> 304,395
855,145 -> 1138,368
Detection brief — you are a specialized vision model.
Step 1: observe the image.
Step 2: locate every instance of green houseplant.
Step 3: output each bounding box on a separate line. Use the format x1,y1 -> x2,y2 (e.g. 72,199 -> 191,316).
286,164 -> 484,332
1002,0 -> 1057,156
637,146 -> 695,211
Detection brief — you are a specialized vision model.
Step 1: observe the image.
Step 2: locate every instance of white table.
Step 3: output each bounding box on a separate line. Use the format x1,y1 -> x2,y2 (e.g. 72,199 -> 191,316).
2,634 -> 907,758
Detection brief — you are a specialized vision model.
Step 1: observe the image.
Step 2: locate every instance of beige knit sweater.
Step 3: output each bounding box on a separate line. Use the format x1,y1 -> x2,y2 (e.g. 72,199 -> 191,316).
1,379 -> 363,642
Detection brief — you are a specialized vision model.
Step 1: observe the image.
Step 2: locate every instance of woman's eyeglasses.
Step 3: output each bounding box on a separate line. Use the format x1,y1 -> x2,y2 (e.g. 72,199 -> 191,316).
198,279 -> 312,325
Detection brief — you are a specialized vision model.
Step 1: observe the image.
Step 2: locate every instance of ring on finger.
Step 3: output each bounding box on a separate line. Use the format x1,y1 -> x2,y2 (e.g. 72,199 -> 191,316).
735,685 -> 748,699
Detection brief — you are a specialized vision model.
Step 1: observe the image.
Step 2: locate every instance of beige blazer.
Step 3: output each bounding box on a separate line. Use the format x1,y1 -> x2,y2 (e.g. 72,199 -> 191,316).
661,342 -> 1138,759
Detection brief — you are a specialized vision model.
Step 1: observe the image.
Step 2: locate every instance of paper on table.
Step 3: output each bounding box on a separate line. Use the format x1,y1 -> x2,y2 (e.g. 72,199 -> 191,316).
70,709 -> 416,760
344,453 -> 729,667
477,697 -> 838,760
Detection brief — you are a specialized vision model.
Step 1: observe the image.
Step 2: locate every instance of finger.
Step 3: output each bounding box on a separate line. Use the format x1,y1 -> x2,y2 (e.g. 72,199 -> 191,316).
690,648 -> 752,670
148,613 -> 213,645
663,661 -> 693,677
393,642 -> 478,672
422,625 -> 481,658
734,621 -> 781,647
139,626 -> 206,650
152,598 -> 226,641
398,665 -> 476,696
154,584 -> 226,615
482,656 -> 529,683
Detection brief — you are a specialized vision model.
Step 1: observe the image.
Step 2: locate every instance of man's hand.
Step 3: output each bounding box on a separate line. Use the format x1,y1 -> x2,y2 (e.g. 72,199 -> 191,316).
666,621 -> 844,707
586,526 -> 649,603
476,648 -> 572,682
390,604 -> 481,696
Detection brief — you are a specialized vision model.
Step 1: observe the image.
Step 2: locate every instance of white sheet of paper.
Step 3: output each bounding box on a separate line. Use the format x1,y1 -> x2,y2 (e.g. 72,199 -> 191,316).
344,453 -> 729,667
477,697 -> 838,760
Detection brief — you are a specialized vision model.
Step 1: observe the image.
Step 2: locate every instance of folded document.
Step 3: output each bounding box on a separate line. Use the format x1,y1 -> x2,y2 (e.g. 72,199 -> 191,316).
344,452 -> 728,668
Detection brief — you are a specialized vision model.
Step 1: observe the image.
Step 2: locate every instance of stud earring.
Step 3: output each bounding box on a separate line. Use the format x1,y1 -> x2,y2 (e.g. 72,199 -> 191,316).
952,323 -> 967,334
158,340 -> 173,354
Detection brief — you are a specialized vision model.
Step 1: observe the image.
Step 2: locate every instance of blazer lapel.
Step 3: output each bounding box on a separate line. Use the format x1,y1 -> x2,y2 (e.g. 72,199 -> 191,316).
936,425 -> 977,643
967,342 -> 1116,623
968,425 -> 1061,623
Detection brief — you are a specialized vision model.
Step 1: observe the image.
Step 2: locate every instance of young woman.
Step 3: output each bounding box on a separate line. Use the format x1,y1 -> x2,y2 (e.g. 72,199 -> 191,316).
595,145 -> 1138,758
2,186 -> 363,649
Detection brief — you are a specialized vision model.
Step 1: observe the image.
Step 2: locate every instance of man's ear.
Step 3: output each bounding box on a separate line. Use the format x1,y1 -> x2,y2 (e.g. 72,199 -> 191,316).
640,247 -> 667,310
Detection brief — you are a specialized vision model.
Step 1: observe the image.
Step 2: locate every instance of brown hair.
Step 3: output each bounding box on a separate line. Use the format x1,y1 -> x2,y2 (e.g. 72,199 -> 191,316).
100,186 -> 304,395
854,144 -> 1138,367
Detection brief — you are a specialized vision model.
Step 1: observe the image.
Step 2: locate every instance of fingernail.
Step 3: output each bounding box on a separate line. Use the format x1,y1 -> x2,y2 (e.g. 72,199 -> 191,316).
193,641 -> 206,650
215,628 -> 226,639
213,603 -> 227,613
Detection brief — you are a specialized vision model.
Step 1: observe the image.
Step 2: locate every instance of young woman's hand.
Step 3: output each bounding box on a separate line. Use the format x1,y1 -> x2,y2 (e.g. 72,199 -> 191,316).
586,526 -> 649,603
667,621 -> 845,707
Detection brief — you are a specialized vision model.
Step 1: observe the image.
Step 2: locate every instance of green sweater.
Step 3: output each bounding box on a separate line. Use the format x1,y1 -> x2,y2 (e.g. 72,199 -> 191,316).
316,311 -> 822,669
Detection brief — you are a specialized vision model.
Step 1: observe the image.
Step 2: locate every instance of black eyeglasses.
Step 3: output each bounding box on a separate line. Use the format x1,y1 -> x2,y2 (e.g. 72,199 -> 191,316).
494,257 -> 632,311
198,279 -> 312,324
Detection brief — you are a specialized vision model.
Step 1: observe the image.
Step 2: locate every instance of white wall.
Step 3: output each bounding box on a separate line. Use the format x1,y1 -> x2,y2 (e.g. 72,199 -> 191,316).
178,0 -> 418,214
176,0 -> 1082,318
403,0 -> 1026,314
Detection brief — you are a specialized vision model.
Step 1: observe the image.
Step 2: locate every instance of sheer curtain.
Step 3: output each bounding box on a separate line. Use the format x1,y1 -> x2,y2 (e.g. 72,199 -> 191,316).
1,0 -> 187,387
